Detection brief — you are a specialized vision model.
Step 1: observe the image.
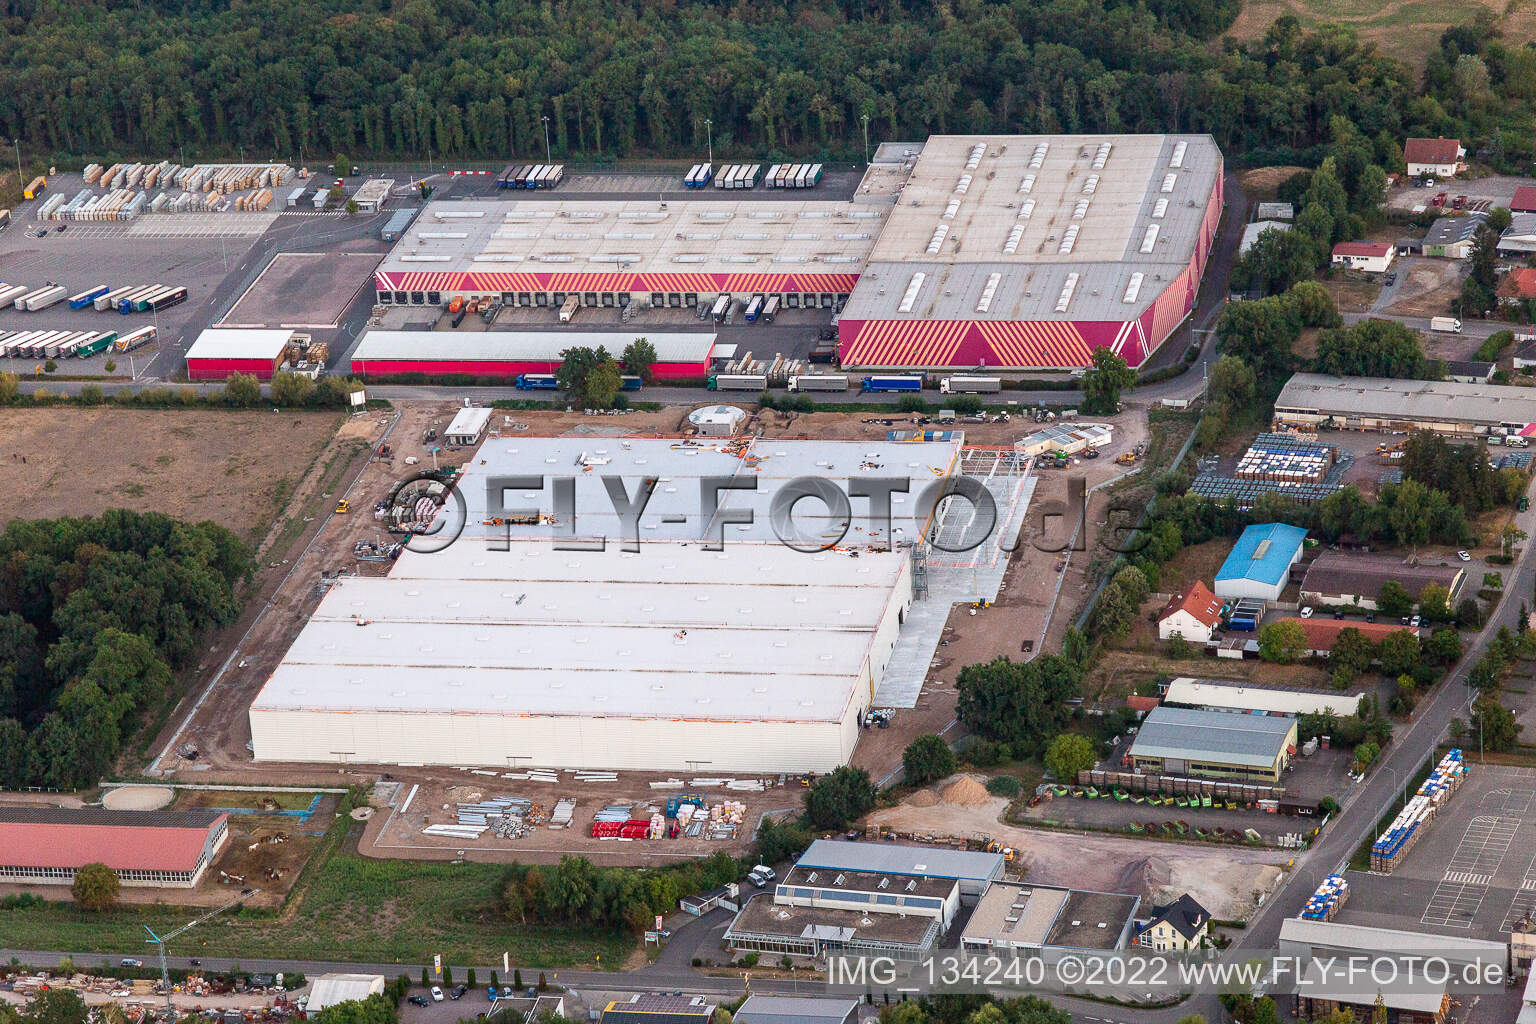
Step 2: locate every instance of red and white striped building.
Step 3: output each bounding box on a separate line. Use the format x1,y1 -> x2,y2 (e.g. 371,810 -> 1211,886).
837,134 -> 1223,371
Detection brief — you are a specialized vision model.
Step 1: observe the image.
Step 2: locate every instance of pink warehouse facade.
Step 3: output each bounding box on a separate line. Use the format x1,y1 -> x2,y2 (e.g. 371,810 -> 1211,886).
186,355 -> 284,381
349,357 -> 712,381
838,170 -> 1224,371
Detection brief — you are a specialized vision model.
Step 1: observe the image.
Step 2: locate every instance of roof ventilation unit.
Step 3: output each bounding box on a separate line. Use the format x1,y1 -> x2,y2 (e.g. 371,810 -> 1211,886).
1170,140 -> 1188,168
976,272 -> 1002,313
1057,224 -> 1079,255
1029,143 -> 1050,169
1123,272 -> 1144,303
925,224 -> 949,255
1140,224 -> 1160,253
1092,142 -> 1113,169
1055,272 -> 1079,313
897,272 -> 926,313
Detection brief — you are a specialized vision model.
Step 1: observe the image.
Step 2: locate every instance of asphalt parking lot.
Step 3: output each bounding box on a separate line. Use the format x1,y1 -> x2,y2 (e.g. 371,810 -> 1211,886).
1333,763 -> 1536,940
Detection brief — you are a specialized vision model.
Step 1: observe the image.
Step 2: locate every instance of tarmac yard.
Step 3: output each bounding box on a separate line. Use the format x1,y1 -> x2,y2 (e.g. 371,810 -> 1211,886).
1333,763 -> 1536,940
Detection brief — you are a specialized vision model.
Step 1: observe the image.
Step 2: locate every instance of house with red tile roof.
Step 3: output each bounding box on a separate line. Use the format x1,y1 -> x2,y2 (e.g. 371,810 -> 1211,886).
1330,242 -> 1395,274
1511,186 -> 1536,214
1157,581 -> 1224,643
1499,268 -> 1536,305
0,807 -> 229,888
1404,138 -> 1464,177
1275,617 -> 1419,659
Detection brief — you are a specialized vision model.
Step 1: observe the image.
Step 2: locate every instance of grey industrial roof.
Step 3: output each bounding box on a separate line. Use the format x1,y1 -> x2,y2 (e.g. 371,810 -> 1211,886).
963,883 -> 1069,947
724,893 -> 938,948
843,134 -> 1222,323
736,996 -> 858,1024
797,839 -> 1005,881
0,807 -> 225,829
1045,890 -> 1140,950
1130,706 -> 1295,768
1276,373 -> 1536,428
781,864 -> 957,900
1278,917 -> 1507,965
350,330 -> 716,364
1424,215 -> 1483,245
378,198 -> 885,278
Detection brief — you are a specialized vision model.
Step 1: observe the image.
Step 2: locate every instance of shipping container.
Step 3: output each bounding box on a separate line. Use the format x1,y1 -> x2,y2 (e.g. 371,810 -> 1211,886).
861,374 -> 924,393
940,375 -> 1003,394
710,294 -> 731,321
807,164 -> 824,187
21,285 -> 66,311
743,295 -> 764,322
707,373 -> 768,391
620,374 -> 643,391
515,373 -> 560,390
761,296 -> 780,322
787,374 -> 848,392
114,326 -> 158,353
23,176 -> 45,200
68,285 -> 111,309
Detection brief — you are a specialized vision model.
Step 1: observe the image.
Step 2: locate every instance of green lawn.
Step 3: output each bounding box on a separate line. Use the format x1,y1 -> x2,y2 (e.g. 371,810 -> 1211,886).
0,812 -> 632,968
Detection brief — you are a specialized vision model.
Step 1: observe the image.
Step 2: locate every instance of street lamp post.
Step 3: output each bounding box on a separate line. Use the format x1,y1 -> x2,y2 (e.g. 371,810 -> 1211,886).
704,119 -> 713,167
541,117 -> 552,164
862,114 -> 870,165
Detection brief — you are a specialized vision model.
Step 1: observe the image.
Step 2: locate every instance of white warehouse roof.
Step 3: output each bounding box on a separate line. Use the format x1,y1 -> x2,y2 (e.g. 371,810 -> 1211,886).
305,975 -> 385,1014
1163,678 -> 1365,718
445,406 -> 493,439
186,328 -> 295,360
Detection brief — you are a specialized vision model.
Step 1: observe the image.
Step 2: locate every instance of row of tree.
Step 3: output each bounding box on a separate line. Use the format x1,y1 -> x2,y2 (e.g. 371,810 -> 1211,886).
0,1 -> 1531,173
0,511 -> 252,789
500,851 -> 738,931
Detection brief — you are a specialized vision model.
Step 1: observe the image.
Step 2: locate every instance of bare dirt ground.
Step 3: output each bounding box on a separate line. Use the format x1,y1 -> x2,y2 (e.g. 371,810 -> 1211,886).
868,788 -> 1288,919
1318,275 -> 1380,314
0,407 -> 340,545
1384,259 -> 1463,318
1224,0 -> 1509,68
1236,166 -> 1306,198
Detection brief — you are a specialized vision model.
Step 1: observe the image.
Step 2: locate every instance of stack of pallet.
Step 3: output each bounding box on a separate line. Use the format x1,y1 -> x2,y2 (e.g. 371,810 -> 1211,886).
1301,874 -> 1349,920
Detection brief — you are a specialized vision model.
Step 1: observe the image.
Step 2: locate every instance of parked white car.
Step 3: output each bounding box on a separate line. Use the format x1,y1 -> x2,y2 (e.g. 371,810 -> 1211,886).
431,988 -> 444,1002
1458,550 -> 1471,561
1300,606 -> 1314,618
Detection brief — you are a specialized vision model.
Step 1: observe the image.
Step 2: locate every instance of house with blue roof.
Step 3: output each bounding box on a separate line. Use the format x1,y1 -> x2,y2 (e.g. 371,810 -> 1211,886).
1214,523 -> 1307,602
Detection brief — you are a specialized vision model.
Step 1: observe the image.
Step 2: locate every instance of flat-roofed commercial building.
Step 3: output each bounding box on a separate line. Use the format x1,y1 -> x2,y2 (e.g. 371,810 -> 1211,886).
0,808 -> 229,888
1299,550 -> 1465,611
1162,678 -> 1365,718
373,198 -> 874,311
249,436 -> 966,772
838,134 -> 1223,371
349,330 -> 719,381
735,997 -> 857,1024
960,882 -> 1139,962
1129,706 -> 1297,782
795,839 -> 1007,903
1276,373 -> 1536,437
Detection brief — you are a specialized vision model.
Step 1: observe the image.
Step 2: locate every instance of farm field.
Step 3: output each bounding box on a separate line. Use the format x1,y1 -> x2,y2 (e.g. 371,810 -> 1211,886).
1225,0 -> 1515,66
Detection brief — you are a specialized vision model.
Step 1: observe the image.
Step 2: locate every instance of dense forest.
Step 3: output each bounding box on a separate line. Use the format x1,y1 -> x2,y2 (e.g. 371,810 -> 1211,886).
0,511 -> 252,789
0,0 -> 1530,168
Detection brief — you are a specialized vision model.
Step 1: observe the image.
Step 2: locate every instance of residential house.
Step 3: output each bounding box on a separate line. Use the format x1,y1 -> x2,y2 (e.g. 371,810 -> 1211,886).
1157,581 -> 1224,643
1330,242 -> 1395,274
1500,268 -> 1536,308
1137,894 -> 1211,951
1403,138 -> 1464,178
1443,360 -> 1494,383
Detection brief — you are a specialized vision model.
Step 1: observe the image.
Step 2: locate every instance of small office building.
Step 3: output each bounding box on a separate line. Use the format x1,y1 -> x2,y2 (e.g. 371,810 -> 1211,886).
735,997 -> 857,1024
601,995 -> 717,1024
1330,242 -> 1395,274
1129,706 -> 1297,783
794,839 -> 1006,903
444,406 -> 493,446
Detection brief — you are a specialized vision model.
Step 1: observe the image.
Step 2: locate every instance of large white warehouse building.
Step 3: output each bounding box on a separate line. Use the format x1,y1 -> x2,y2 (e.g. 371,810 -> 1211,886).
249,435 -> 963,772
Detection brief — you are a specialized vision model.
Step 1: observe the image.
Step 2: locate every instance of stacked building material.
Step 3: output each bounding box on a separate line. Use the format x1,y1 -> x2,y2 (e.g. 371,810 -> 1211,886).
1188,474 -> 1341,510
549,798 -> 576,828
1234,437 -> 1335,485
1371,750 -> 1465,872
1301,874 -> 1349,920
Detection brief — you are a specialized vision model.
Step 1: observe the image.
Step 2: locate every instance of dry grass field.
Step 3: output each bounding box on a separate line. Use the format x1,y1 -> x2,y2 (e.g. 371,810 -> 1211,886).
1225,0 -> 1522,67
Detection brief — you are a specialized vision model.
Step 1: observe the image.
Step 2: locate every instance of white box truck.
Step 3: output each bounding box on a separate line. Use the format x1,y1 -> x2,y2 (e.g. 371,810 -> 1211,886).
1430,316 -> 1462,333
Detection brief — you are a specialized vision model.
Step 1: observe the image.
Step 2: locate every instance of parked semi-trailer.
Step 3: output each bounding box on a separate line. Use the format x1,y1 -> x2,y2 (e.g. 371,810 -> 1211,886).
761,296 -> 780,322
861,374 -> 924,393
147,286 -> 188,312
710,294 -> 730,321
75,331 -> 117,357
21,331 -> 64,357
95,286 -> 136,311
114,326 -> 157,352
68,285 -> 111,309
940,375 -> 1003,394
707,373 -> 768,391
1,331 -> 38,356
119,286 -> 163,313
21,285 -> 66,311
0,284 -> 30,308
515,373 -> 560,390
619,375 -> 643,391
743,295 -> 764,322
131,286 -> 175,312
787,374 -> 849,392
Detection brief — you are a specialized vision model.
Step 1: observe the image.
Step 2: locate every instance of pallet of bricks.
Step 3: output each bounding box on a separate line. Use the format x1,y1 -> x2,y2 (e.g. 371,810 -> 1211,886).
1301,873 -> 1349,921
1370,749 -> 1465,873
